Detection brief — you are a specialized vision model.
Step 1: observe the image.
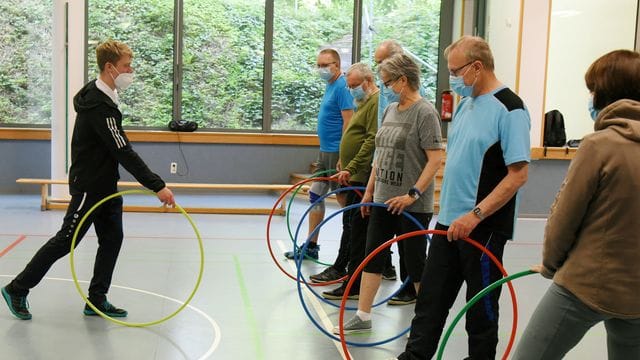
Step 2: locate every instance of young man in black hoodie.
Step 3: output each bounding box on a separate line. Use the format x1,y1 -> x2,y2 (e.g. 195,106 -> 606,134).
2,40 -> 175,320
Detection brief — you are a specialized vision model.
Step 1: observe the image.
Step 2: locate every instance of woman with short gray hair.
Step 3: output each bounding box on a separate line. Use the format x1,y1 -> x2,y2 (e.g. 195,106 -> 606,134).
335,54 -> 444,334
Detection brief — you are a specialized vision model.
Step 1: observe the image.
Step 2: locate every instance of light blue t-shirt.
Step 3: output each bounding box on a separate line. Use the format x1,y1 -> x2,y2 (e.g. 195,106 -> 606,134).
317,75 -> 354,152
439,86 -> 531,237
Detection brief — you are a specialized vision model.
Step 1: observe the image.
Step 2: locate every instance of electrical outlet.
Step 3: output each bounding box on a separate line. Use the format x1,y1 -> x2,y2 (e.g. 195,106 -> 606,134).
170,162 -> 177,174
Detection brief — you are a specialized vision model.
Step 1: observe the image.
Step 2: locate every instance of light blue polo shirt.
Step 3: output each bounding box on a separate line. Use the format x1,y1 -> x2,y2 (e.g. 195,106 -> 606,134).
439,86 -> 531,237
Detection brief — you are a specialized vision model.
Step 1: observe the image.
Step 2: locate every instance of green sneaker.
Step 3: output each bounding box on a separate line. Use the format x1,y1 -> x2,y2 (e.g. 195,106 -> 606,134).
2,286 -> 32,320
84,300 -> 128,317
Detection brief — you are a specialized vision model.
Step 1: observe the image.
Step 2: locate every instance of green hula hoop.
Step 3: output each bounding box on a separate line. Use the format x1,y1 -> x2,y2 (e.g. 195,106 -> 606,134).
70,189 -> 205,327
286,169 -> 336,266
436,269 -> 536,360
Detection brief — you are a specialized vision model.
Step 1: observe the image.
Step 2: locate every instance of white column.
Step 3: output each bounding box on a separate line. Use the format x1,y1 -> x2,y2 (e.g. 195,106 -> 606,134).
51,0 -> 86,198
517,0 -> 551,147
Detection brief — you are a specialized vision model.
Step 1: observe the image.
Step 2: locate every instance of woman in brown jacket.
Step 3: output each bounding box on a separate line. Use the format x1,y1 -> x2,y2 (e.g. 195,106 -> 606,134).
513,50 -> 640,359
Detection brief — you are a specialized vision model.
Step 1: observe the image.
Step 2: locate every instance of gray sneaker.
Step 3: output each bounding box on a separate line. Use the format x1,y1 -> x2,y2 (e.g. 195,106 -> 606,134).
332,314 -> 371,335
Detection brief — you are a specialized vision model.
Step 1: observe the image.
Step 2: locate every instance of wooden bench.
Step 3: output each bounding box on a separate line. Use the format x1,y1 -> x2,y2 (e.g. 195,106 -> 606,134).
16,178 -> 309,216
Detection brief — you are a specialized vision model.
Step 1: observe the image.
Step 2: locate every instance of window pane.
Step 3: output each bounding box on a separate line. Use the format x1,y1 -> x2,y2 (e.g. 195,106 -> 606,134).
0,1 -> 52,126
183,0 -> 265,130
88,0 -> 174,127
360,0 -> 441,100
272,0 -> 354,132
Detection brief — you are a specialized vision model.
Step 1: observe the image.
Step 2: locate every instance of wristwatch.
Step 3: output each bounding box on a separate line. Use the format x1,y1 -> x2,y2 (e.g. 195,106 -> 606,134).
408,187 -> 421,200
472,206 -> 486,220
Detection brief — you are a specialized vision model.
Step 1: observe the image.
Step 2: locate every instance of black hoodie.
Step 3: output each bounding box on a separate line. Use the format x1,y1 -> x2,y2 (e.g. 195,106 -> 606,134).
69,80 -> 165,195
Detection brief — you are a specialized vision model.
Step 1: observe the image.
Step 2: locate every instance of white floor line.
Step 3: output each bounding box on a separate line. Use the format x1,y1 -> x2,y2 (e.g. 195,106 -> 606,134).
0,274 -> 221,360
276,239 -> 352,360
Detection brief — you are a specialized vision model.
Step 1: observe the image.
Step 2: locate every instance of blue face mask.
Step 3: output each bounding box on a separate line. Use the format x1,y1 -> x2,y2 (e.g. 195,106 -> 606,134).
588,95 -> 600,121
318,67 -> 333,82
349,84 -> 366,101
449,74 -> 473,97
381,83 -> 401,103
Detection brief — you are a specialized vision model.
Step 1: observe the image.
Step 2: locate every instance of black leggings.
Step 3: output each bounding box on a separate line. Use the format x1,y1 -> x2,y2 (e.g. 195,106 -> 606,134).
363,206 -> 431,283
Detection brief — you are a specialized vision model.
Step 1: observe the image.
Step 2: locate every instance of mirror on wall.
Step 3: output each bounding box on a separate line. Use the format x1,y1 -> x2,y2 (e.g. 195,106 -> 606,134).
545,0 -> 638,142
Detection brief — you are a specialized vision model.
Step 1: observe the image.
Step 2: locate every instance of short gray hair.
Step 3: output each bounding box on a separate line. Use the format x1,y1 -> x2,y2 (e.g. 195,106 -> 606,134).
346,62 -> 374,82
378,53 -> 420,91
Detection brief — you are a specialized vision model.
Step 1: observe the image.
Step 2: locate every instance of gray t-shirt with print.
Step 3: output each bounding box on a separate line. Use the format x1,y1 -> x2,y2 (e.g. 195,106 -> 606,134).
373,98 -> 443,213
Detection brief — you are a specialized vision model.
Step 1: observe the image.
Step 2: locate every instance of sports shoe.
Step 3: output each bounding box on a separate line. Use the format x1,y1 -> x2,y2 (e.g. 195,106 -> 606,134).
382,265 -> 397,280
333,314 -> 371,335
2,286 -> 32,320
310,266 -> 345,283
387,292 -> 417,306
322,283 -> 359,300
284,244 -> 319,260
84,300 -> 128,317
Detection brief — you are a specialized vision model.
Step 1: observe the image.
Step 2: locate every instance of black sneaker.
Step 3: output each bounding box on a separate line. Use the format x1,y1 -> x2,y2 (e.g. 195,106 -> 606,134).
382,265 -> 397,281
322,283 -> 359,300
1,286 -> 32,320
387,292 -> 416,306
310,267 -> 345,283
84,300 -> 128,317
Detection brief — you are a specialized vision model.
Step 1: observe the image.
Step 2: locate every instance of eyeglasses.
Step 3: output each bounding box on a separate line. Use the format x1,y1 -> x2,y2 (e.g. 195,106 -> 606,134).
383,77 -> 399,88
449,60 -> 475,76
316,61 -> 336,69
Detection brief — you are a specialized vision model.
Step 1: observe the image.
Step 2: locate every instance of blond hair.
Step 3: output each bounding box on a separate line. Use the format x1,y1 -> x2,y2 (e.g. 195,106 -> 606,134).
96,40 -> 133,72
319,48 -> 341,65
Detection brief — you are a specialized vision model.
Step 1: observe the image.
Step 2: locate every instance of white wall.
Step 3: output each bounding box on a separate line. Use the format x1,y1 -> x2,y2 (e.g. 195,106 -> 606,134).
484,0 -> 638,146
486,0 -> 549,147
485,0 -> 520,91
545,0 -> 638,140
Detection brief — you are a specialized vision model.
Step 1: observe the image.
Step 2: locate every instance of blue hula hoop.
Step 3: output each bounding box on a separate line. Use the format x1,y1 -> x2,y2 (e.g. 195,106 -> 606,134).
295,201 -> 430,347
293,186 -> 416,310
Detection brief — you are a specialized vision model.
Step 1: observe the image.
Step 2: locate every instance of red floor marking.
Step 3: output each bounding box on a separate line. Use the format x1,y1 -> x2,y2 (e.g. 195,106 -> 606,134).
0,235 -> 27,258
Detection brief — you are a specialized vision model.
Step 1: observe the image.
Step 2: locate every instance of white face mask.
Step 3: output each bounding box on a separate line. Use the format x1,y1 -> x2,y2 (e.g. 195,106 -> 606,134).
110,66 -> 134,91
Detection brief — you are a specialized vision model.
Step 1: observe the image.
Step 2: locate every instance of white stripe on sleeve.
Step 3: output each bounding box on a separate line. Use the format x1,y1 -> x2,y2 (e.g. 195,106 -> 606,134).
106,117 -> 126,149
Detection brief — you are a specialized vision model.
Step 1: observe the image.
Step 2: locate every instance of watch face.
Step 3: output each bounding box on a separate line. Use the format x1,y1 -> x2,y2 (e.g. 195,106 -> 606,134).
408,189 -> 419,199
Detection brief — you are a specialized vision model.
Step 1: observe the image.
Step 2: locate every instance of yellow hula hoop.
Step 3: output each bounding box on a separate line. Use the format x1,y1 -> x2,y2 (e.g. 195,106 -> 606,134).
70,189 -> 205,327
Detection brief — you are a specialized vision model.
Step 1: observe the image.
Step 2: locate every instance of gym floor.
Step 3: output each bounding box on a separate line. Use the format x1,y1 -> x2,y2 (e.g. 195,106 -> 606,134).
0,194 -> 608,359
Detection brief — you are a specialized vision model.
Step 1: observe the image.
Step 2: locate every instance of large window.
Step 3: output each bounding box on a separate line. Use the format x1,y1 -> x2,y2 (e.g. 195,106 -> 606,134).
0,0 -> 52,126
360,0 -> 441,100
1,1 -> 444,131
271,0 -> 354,131
88,0 -> 174,127
183,0 -> 265,130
